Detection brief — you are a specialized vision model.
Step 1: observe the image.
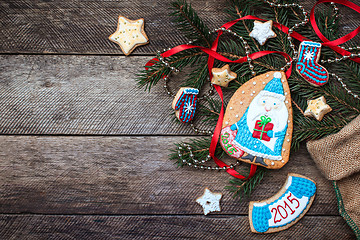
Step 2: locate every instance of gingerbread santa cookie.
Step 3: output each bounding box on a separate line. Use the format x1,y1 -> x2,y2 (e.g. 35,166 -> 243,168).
220,71 -> 293,169
249,173 -> 316,233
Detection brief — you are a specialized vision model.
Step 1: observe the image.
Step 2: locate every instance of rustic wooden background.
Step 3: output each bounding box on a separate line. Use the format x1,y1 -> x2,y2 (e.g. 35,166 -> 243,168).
0,0 -> 359,239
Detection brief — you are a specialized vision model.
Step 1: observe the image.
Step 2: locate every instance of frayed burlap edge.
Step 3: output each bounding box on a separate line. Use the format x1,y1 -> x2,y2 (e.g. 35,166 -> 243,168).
307,115 -> 360,239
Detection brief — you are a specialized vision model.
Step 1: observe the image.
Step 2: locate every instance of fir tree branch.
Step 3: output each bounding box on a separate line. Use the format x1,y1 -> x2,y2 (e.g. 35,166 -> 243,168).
226,167 -> 266,201
170,0 -> 211,47
235,6 -> 261,52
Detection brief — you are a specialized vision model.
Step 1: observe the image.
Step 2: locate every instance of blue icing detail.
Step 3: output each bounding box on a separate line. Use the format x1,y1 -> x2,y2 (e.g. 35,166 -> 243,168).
263,77 -> 284,95
303,72 -> 328,83
303,67 -> 328,78
252,176 -> 316,232
288,176 -> 317,199
252,205 -> 272,233
302,41 -> 321,47
183,88 -> 199,94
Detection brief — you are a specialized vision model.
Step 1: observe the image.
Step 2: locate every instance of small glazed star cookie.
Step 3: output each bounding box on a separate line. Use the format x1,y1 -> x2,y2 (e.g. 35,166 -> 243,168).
109,16 -> 149,55
211,64 -> 237,87
249,20 -> 277,46
304,96 -> 332,121
196,188 -> 222,215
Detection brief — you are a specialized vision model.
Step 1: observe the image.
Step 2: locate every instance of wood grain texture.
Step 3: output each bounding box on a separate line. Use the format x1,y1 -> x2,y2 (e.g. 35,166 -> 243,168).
0,215 -> 355,240
0,55 -> 218,135
0,136 -> 338,215
1,0 -> 360,55
0,0 -> 227,54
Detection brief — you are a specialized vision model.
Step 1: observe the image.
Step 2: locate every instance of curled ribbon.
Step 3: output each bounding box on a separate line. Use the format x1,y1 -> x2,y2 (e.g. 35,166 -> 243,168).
258,116 -> 272,127
310,0 -> 360,63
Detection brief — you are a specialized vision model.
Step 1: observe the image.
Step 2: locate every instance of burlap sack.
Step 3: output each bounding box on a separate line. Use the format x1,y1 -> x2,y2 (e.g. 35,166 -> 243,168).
307,115 -> 360,239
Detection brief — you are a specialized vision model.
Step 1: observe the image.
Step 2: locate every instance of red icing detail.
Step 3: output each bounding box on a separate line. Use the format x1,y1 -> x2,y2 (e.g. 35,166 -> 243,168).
287,192 -> 300,209
271,208 -> 282,224
252,120 -> 273,141
277,205 -> 288,219
284,200 -> 295,215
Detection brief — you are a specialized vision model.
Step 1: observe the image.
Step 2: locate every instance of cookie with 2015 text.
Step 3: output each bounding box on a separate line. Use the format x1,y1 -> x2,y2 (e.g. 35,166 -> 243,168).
249,173 -> 316,233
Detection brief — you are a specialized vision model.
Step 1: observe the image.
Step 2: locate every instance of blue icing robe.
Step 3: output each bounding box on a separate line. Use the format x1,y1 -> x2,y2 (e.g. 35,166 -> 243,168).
230,108 -> 287,160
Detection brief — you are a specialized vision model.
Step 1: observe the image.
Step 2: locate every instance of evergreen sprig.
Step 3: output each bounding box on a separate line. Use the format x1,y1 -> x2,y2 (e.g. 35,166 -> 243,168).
170,0 -> 212,47
225,167 -> 267,201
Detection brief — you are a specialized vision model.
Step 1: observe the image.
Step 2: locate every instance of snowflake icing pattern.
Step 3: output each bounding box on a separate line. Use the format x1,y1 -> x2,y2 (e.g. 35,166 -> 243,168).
184,102 -> 194,114
304,51 -> 314,61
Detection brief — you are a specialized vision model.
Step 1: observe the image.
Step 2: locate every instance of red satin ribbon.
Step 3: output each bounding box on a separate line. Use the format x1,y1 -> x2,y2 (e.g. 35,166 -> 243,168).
310,0 -> 360,63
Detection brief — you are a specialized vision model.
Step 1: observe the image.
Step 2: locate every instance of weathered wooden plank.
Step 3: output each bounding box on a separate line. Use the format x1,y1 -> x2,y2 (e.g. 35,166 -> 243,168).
1,0 -> 360,55
0,55 -> 225,135
0,215 -> 355,240
0,0 -> 227,54
0,136 -> 339,215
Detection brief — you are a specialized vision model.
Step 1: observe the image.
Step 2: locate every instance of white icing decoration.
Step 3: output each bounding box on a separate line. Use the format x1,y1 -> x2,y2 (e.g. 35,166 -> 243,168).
274,72 -> 282,78
249,21 -> 276,45
225,121 -> 229,125
235,115 -> 239,118
240,101 -> 243,105
285,176 -> 292,189
304,51 -> 314,61
254,202 -> 267,207
253,81 -> 257,85
263,81 -> 266,84
196,188 -> 222,215
230,107 -> 233,110
242,91 -> 245,94
271,162 -> 274,165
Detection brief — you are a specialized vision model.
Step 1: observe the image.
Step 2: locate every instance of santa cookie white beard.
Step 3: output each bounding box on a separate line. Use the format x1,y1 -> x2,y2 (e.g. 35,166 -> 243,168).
220,71 -> 293,169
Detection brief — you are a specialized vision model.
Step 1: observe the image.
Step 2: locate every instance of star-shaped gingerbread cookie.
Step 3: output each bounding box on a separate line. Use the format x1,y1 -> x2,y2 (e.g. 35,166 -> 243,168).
249,20 -> 277,46
109,16 -> 149,55
304,96 -> 332,121
211,64 -> 237,87
196,188 -> 222,215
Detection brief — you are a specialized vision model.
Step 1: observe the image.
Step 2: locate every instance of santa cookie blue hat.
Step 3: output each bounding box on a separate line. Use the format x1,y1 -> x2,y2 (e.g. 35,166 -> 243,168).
258,72 -> 285,101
